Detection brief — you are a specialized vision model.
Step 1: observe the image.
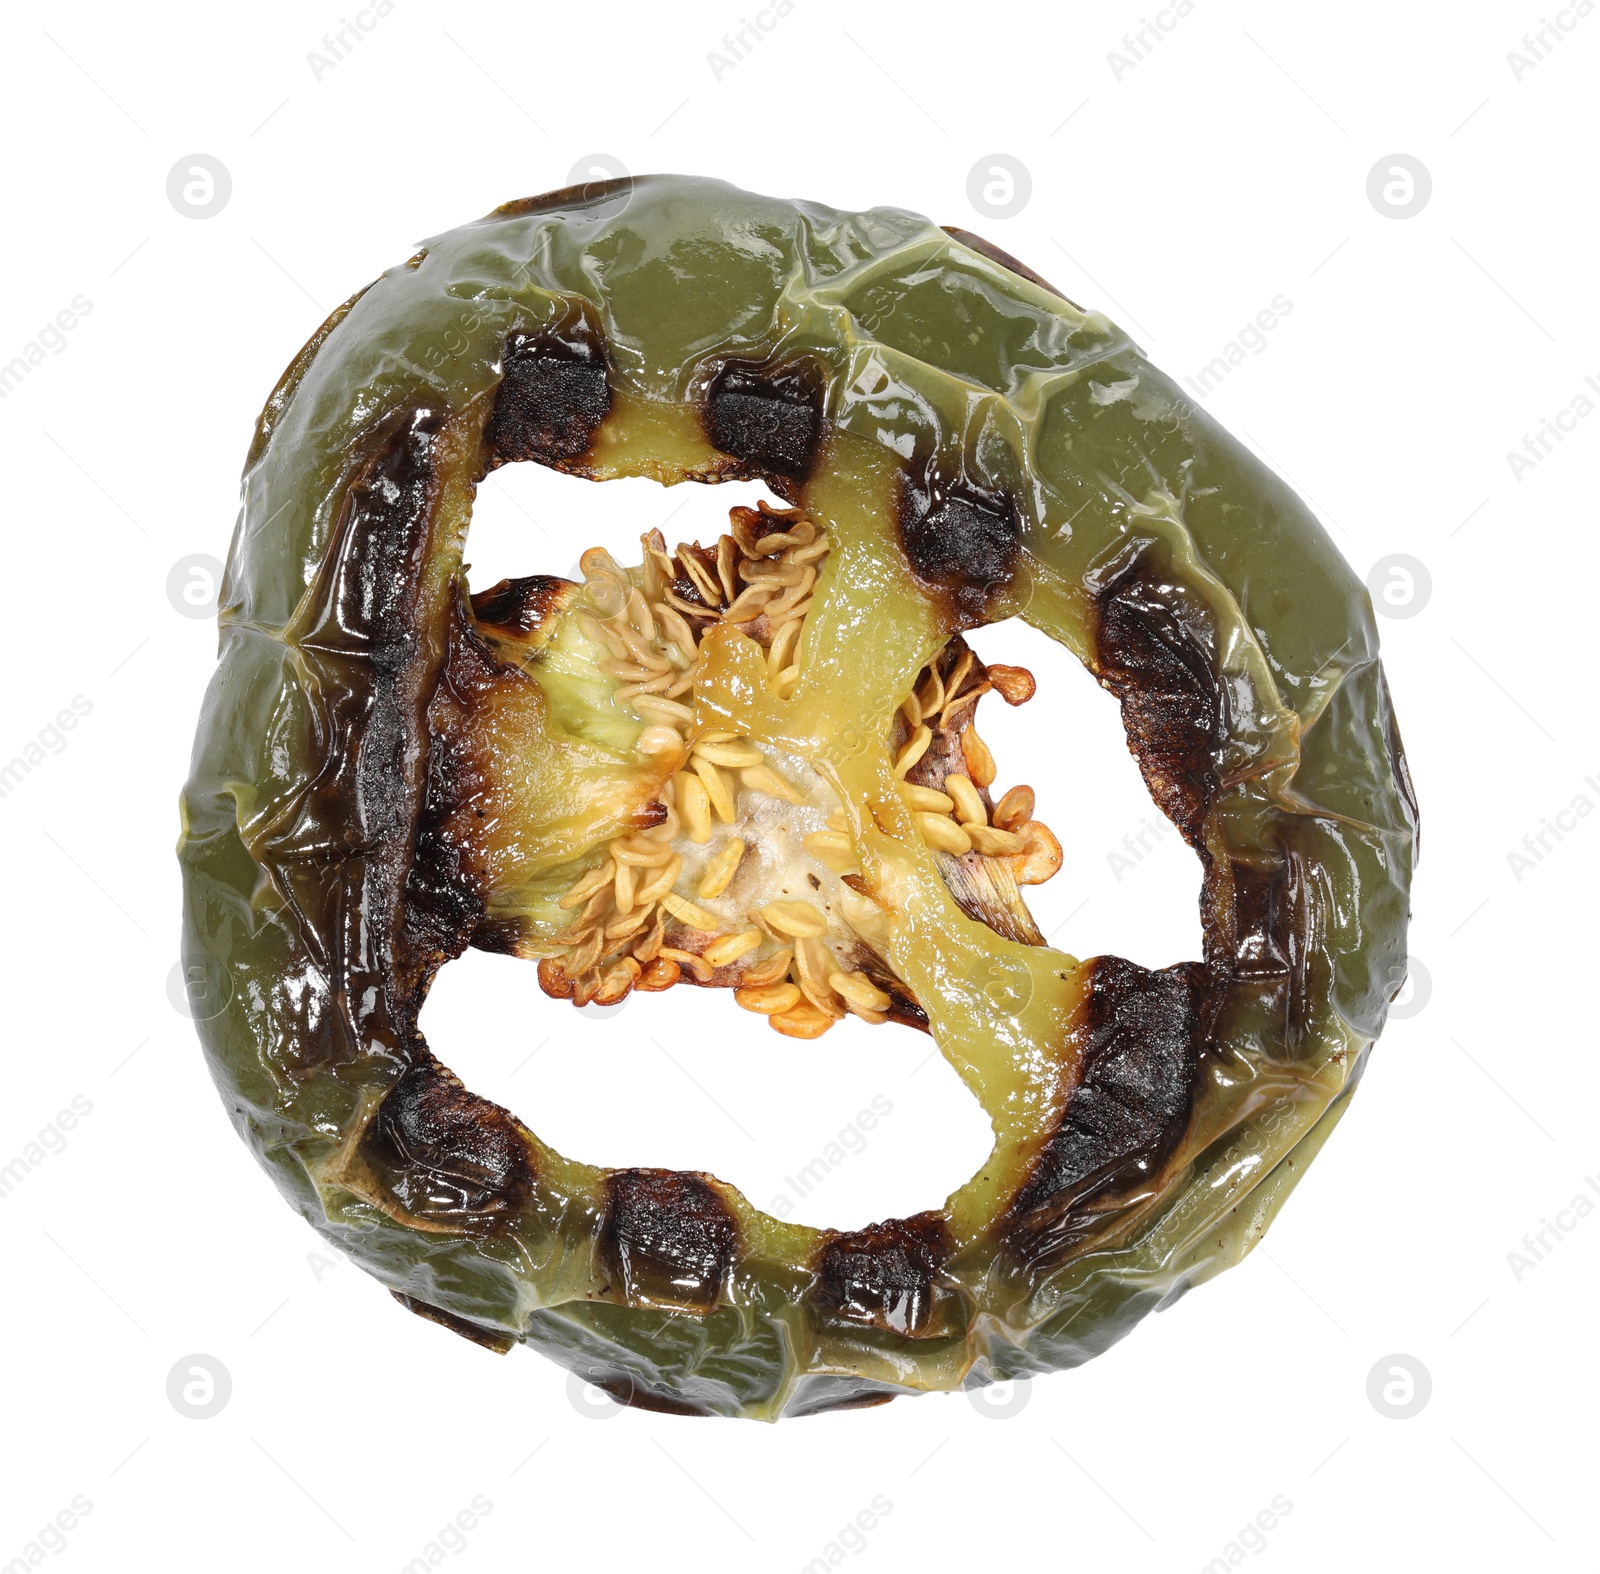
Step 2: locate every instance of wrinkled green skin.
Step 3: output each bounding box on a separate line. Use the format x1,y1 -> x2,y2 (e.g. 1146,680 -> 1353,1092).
180,176 -> 1416,1418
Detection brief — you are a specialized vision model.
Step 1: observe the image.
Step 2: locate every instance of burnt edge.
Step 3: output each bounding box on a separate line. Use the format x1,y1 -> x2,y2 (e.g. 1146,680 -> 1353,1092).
491,177 -> 637,222
483,303 -> 612,472
390,1290 -> 518,1353
895,458 -> 1023,631
369,1057 -> 535,1229
1092,559 -> 1223,848
702,357 -> 825,496
1006,957 -> 1207,1266
469,573 -> 575,637
394,592 -> 509,1006
814,1212 -> 952,1337
1003,559 -> 1224,1263
255,404 -> 453,1074
601,1169 -> 740,1311
258,409 -> 540,1226
940,226 -> 1084,311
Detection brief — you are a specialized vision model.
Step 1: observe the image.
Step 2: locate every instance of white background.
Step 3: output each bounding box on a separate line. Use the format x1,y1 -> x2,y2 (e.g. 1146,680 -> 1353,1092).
1,0 -> 1594,1569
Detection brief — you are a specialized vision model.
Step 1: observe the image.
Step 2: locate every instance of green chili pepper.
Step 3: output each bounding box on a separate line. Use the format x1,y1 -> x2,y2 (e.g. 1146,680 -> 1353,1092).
179,175 -> 1417,1419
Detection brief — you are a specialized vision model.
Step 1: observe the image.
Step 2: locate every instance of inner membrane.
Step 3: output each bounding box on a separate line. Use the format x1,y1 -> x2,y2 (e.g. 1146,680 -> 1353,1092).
467,500 -> 1061,1039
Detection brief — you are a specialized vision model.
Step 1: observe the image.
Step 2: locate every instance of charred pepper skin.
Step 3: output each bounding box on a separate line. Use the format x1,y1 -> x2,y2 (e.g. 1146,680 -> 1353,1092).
179,176 -> 1417,1419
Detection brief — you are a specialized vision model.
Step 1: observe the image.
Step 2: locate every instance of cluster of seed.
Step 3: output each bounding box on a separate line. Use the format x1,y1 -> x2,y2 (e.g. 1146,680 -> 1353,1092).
541,501 -> 1060,1028
542,503 -> 871,1026
801,649 -> 1061,887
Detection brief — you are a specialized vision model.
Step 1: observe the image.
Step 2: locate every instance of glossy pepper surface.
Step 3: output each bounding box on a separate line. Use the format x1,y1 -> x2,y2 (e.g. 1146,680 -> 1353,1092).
179,175 -> 1418,1418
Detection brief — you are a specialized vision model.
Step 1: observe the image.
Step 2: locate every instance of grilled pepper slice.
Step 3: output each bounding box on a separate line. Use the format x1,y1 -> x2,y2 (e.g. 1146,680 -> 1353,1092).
179,175 -> 1418,1419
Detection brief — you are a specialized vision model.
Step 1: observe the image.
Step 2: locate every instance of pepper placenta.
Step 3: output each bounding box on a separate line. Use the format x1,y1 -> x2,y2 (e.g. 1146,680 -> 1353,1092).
179,175 -> 1418,1419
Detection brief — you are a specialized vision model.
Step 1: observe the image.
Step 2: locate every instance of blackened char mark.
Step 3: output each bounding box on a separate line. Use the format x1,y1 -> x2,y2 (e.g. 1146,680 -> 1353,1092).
370,1059 -> 535,1230
704,360 -> 823,490
268,406 -> 446,1068
815,1212 -> 951,1336
395,596 -> 507,1008
308,405 -> 446,659
1094,566 -> 1221,848
587,1373 -> 710,1418
602,1169 -> 739,1311
896,461 -> 1022,631
484,307 -> 611,471
1008,957 -> 1205,1267
1226,854 -> 1292,980
940,226 -> 1085,311
469,574 -> 576,638
390,1291 -> 517,1353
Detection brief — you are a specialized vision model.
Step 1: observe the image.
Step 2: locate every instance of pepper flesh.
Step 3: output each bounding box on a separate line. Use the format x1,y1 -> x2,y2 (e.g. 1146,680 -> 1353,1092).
179,176 -> 1417,1418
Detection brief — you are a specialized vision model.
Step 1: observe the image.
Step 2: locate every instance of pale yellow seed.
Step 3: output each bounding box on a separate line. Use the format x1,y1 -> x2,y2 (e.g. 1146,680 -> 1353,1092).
740,559 -> 804,587
577,612 -> 628,660
704,930 -> 762,968
604,906 -> 653,941
567,931 -> 605,976
693,755 -> 736,824
767,617 -> 802,674
611,836 -> 675,868
734,981 -> 803,1016
825,811 -> 850,833
660,945 -> 714,981
615,624 -> 672,672
963,724 -> 997,788
772,665 -> 800,699
643,802 -> 680,842
694,739 -> 764,769
697,838 -> 746,899
636,724 -> 684,758
634,854 -> 683,906
721,585 -> 774,623
967,824 -> 1025,856
899,782 -> 955,814
630,694 -> 695,727
625,588 -> 655,643
893,725 -> 932,779
662,893 -> 720,932
741,764 -> 803,805
559,860 -> 616,909
760,900 -> 829,939
614,674 -> 675,701
655,602 -> 699,664
789,533 -> 830,565
794,937 -> 844,1017
740,947 -> 794,987
944,774 -> 988,826
675,771 -> 712,844
802,830 -> 856,874
828,970 -> 892,1012
916,812 -> 973,855
765,565 -> 816,620
613,861 -> 636,913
